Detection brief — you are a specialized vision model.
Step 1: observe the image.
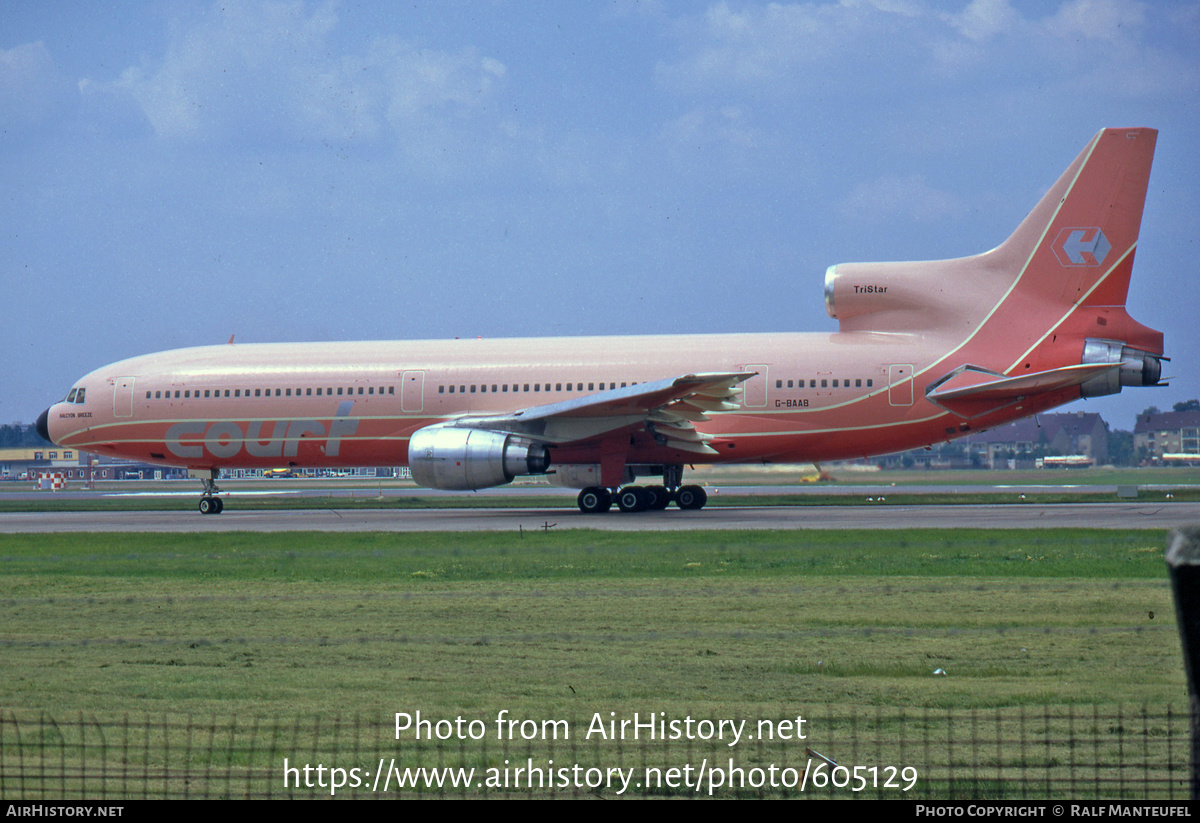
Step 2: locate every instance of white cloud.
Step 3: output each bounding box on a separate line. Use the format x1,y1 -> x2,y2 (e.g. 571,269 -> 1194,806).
86,0 -> 511,161
657,1 -> 889,92
944,0 -> 1021,42
1045,0 -> 1145,44
0,41 -> 66,125
837,174 -> 962,225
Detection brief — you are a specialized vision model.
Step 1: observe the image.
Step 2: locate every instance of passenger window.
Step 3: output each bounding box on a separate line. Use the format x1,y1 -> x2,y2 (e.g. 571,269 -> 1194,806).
776,380 -> 782,388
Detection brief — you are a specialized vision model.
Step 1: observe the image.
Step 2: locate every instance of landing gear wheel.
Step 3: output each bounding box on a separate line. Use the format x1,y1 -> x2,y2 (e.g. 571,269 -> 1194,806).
644,485 -> 671,510
616,486 -> 648,513
674,485 -> 707,510
198,469 -> 225,514
577,487 -> 612,514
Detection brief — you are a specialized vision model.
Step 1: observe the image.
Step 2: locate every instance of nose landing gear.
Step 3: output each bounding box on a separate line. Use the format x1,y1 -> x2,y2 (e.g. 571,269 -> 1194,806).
198,469 -> 225,515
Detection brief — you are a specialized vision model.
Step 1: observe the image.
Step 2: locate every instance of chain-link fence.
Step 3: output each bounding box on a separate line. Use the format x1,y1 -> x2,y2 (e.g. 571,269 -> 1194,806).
0,705 -> 1190,799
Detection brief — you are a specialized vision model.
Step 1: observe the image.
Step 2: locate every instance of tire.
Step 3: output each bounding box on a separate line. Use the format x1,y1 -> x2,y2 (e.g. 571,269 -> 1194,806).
213,497 -> 224,514
675,485 -> 708,510
616,486 -> 647,513
645,485 -> 670,510
577,487 -> 612,514
199,497 -> 215,515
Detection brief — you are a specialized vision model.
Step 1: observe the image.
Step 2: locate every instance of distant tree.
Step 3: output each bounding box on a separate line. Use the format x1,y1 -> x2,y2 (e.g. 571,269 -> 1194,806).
0,423 -> 52,448
1141,406 -> 1162,417
1108,429 -> 1134,466
1173,399 -> 1200,412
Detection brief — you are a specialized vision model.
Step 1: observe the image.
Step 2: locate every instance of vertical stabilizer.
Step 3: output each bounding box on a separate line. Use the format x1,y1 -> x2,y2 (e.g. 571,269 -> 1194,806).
993,127 -> 1157,311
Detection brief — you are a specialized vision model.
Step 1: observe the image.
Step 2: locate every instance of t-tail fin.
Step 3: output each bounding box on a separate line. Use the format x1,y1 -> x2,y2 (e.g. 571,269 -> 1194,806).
825,128 -> 1161,354
991,127 -> 1157,318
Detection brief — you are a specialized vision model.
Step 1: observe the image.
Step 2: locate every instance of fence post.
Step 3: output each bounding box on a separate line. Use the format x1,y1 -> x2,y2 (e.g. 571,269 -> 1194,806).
1165,525 -> 1200,799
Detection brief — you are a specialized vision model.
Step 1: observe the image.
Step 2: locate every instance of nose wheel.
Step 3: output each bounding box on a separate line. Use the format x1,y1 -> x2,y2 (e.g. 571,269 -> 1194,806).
199,496 -> 224,515
198,469 -> 225,515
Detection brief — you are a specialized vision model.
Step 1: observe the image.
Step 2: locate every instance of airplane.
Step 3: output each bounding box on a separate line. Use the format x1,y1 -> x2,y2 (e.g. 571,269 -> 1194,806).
36,127 -> 1166,515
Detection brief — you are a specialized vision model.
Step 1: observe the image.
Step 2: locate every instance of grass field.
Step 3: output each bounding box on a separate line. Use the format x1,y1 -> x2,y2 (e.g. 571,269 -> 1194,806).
0,528 -> 1188,798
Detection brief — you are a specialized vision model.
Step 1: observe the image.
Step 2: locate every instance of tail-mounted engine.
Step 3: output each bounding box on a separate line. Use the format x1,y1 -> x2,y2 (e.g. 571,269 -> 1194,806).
408,424 -> 551,491
1079,338 -> 1165,398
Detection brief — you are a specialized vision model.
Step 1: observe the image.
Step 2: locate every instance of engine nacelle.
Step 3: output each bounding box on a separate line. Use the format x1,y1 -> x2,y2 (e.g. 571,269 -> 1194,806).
1079,338 -> 1163,398
823,262 -> 948,323
408,424 -> 551,491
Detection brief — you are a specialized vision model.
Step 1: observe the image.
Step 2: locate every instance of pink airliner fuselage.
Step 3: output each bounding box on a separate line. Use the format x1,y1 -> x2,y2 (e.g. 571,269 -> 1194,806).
39,129 -> 1166,513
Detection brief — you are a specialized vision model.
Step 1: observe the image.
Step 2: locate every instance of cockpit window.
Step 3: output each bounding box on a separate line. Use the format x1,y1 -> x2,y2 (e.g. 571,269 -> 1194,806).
63,387 -> 86,404
75,388 -> 85,403
66,389 -> 77,403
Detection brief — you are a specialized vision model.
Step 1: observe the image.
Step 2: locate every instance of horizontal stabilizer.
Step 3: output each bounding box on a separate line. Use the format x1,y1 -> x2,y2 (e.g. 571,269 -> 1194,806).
927,363 -> 1118,403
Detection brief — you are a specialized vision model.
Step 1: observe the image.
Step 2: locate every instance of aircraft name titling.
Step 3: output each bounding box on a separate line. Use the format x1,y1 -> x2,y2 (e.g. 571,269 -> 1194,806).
165,404 -> 359,460
853,285 -> 888,293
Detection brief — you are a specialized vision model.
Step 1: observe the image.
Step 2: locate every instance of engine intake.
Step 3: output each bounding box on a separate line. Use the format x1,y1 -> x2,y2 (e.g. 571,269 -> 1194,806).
408,425 -> 550,491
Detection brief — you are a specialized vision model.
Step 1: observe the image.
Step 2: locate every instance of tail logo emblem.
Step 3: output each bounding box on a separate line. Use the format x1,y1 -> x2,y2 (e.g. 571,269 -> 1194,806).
1052,227 -> 1111,267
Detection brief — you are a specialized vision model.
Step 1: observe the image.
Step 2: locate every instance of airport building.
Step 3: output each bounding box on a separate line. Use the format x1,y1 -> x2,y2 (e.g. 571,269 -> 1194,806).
0,447 -> 189,483
1133,410 -> 1200,464
942,412 -> 1109,469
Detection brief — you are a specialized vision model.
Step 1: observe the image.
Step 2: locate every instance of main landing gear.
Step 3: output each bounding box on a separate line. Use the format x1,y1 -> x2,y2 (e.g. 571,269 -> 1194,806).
575,465 -> 708,513
198,469 -> 225,515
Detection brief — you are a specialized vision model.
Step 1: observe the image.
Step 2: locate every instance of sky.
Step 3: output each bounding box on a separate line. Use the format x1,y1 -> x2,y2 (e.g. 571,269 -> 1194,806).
2,0 -> 1197,432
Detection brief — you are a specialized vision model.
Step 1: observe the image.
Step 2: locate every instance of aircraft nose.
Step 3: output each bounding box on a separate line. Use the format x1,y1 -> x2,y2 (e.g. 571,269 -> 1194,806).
35,407 -> 52,444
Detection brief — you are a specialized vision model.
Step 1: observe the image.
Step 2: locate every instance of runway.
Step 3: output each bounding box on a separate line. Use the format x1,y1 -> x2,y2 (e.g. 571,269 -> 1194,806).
2,502 -> 1197,532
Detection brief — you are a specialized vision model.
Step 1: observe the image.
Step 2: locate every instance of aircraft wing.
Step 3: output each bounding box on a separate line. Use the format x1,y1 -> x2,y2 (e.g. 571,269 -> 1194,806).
442,371 -> 755,455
